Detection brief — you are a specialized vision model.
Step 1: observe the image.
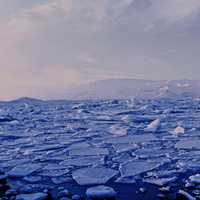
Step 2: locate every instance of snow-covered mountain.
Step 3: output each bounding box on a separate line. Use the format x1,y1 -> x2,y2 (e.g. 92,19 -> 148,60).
67,79 -> 200,100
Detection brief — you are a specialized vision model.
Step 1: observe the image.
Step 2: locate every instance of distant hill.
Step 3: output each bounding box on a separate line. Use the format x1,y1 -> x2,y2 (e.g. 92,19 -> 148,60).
6,97 -> 44,104
66,79 -> 200,100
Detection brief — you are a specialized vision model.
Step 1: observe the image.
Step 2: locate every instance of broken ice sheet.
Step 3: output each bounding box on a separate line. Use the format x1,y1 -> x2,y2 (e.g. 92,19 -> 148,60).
60,156 -> 104,167
15,192 -> 47,200
106,134 -> 157,144
7,163 -> 42,177
119,160 -> 162,178
175,139 -> 200,150
69,147 -> 109,156
39,168 -> 69,177
144,118 -> 160,132
24,176 -> 42,183
108,124 -> 128,136
113,143 -> 138,153
189,174 -> 200,184
72,167 -> 118,185
67,142 -> 90,150
143,177 -> 178,187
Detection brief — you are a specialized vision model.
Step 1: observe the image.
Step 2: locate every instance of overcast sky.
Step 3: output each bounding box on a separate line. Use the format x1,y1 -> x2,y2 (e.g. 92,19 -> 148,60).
0,0 -> 200,100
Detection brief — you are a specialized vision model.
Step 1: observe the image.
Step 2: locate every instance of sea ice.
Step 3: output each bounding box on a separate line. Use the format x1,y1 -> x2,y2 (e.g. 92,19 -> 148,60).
120,160 -> 161,177
67,142 -> 90,150
178,190 -> 196,200
86,185 -> 117,199
69,147 -> 109,156
143,177 -> 177,187
7,163 -> 41,177
15,192 -> 47,200
60,156 -> 103,167
113,143 -> 138,153
175,139 -> 200,150
173,125 -> 185,135
189,174 -> 200,184
106,134 -> 157,144
72,167 -> 118,185
108,124 -> 128,136
144,118 -> 160,132
24,176 -> 42,183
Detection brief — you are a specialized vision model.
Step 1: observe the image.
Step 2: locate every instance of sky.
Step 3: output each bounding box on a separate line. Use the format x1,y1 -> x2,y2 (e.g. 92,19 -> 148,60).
0,0 -> 200,100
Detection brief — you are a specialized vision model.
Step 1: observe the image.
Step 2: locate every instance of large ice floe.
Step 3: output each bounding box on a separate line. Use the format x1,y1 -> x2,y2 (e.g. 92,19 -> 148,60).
72,167 -> 118,185
0,98 -> 200,199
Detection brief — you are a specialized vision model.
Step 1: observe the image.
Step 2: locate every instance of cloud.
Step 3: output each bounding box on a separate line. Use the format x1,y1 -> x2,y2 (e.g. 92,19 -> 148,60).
0,0 -> 200,99
154,0 -> 200,23
0,65 -> 83,100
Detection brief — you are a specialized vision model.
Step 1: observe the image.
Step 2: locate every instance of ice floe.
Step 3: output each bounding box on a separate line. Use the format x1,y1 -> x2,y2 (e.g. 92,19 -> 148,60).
15,192 -> 47,200
119,160 -> 161,177
7,163 -> 41,177
173,125 -> 185,135
86,185 -> 116,199
175,139 -> 200,150
108,124 -> 128,136
69,147 -> 109,156
144,118 -> 160,132
72,167 -> 118,185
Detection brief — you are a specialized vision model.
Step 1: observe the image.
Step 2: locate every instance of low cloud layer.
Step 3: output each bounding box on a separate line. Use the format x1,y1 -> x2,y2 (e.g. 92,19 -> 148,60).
0,0 -> 200,99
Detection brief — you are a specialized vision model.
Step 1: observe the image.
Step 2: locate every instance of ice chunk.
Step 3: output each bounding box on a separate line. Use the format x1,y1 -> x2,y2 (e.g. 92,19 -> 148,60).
37,161 -> 70,177
145,118 -> 160,132
69,147 -> 109,156
67,142 -> 90,150
173,126 -> 185,135
15,192 -> 47,200
121,115 -> 133,122
175,139 -> 200,150
24,176 -> 42,183
115,176 -> 136,184
113,143 -> 138,153
120,160 -> 161,177
144,177 -> 177,187
86,185 -> 116,199
178,190 -> 196,200
60,156 -> 103,167
72,167 -> 118,185
106,134 -> 157,144
109,124 -> 128,136
189,174 -> 200,184
8,163 -> 41,177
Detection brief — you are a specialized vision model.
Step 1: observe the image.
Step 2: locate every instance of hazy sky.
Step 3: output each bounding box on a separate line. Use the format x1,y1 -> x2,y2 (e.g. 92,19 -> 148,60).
0,0 -> 200,100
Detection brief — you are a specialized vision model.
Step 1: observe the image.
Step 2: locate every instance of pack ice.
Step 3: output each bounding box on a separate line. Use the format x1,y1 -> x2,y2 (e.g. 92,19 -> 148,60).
0,97 -> 200,199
